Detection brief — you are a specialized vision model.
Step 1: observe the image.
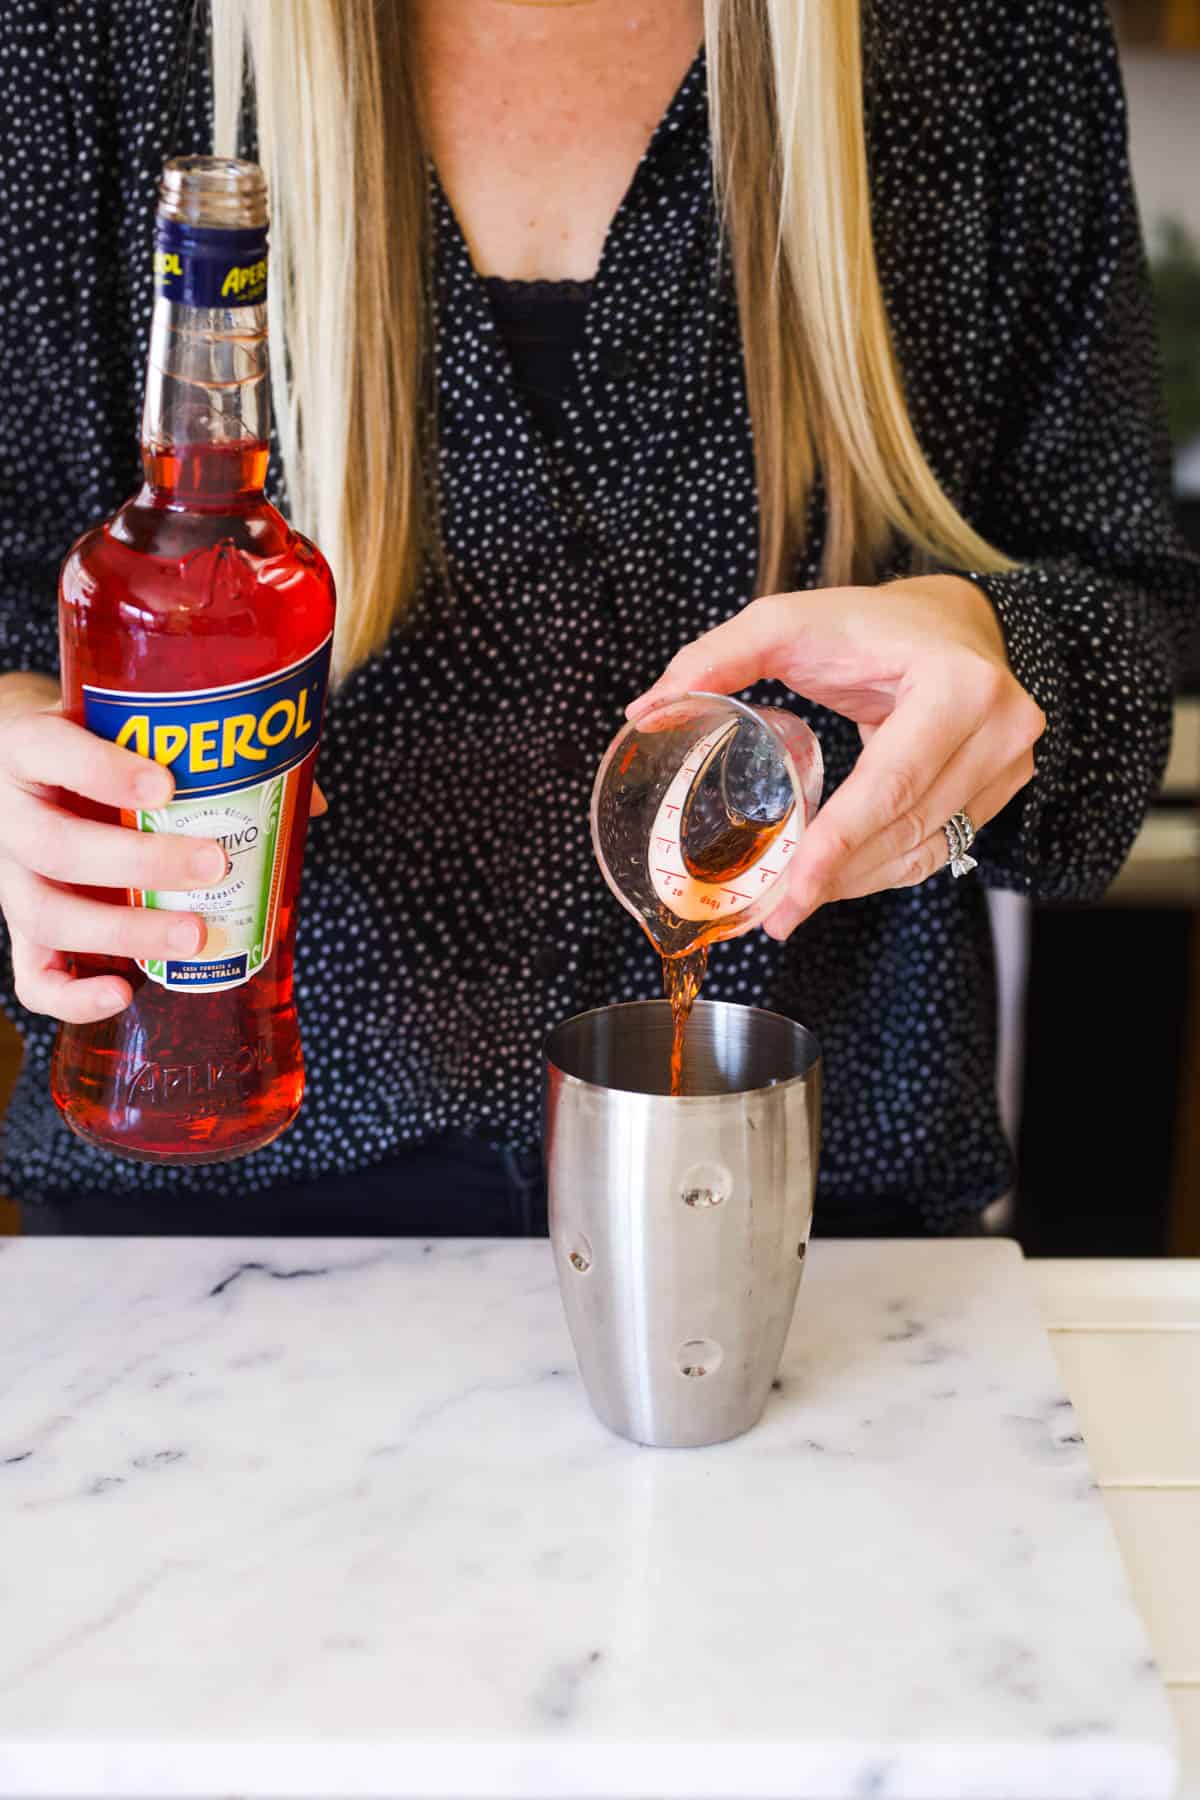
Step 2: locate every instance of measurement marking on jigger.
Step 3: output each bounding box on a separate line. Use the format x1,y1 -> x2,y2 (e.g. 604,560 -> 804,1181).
647,717 -> 800,924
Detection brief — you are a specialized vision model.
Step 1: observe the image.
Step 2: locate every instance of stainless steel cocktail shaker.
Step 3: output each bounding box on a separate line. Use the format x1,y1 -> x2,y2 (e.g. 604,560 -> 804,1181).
545,999 -> 821,1448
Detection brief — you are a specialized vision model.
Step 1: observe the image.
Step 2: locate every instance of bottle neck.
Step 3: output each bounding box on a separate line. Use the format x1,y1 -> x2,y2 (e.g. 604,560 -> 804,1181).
141,293 -> 270,506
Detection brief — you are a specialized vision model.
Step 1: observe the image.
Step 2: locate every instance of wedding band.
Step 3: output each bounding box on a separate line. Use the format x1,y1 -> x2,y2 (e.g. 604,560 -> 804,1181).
943,811 -> 978,879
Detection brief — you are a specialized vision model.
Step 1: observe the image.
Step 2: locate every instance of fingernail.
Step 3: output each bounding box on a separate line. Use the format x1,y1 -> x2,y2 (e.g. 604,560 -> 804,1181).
167,918 -> 203,955
764,904 -> 804,941
627,691 -> 686,729
94,983 -> 127,1013
765,889 -> 819,939
626,687 -> 675,721
135,768 -> 173,808
190,846 -> 228,884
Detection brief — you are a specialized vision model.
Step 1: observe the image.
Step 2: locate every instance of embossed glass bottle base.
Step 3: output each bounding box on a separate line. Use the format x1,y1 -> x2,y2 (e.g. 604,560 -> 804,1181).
51,971 -> 305,1164
57,1104 -> 299,1166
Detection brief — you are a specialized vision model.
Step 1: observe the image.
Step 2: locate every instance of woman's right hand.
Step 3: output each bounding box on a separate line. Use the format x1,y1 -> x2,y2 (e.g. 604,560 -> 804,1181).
0,685 -> 227,1023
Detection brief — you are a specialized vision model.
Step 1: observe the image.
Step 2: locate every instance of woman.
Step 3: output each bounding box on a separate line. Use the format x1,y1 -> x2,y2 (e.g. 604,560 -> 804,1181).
0,0 -> 1194,1235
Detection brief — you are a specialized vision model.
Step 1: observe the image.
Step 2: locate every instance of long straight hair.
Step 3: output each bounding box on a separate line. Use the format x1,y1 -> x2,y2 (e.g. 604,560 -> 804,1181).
212,0 -> 1013,679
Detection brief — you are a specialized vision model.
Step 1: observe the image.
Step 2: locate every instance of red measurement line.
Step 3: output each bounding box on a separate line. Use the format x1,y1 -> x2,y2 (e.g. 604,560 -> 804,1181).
723,888 -> 752,901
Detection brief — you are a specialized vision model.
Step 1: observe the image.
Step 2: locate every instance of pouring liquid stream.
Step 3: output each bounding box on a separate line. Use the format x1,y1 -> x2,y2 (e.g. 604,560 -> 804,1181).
657,802 -> 793,1095
663,947 -> 708,1098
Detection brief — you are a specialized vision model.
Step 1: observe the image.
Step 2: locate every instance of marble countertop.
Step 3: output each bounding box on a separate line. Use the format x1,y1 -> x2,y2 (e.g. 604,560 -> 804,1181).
1031,1259 -> 1200,1800
0,1237 -> 1179,1800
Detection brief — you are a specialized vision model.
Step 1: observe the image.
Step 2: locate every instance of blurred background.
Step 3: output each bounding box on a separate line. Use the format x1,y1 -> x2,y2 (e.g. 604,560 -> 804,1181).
1006,0 -> 1200,1257
0,3 -> 1197,1247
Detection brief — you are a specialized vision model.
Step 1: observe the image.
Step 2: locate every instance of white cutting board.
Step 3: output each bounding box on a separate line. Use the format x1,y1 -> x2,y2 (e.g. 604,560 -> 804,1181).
0,1235 -> 1179,1799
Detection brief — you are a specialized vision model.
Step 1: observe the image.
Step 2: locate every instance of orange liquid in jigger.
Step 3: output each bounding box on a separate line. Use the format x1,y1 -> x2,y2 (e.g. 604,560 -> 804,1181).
655,810 -> 793,1097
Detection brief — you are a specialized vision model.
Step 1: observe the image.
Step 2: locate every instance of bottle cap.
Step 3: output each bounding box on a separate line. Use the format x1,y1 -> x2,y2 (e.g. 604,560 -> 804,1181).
158,156 -> 267,229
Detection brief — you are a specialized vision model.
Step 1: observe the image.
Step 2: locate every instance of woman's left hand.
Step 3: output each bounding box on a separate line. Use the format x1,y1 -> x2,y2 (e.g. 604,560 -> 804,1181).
627,575 -> 1045,937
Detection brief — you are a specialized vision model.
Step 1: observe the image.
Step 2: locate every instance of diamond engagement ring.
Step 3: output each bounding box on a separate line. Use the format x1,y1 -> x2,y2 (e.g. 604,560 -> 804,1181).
943,810 -> 978,878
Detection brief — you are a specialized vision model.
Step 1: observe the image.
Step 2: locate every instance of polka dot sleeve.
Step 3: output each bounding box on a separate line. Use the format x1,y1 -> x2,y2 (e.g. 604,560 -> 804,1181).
959,0 -> 1199,901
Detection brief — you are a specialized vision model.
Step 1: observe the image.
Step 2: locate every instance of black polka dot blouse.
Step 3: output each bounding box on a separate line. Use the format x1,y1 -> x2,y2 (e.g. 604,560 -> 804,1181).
0,1 -> 1196,1232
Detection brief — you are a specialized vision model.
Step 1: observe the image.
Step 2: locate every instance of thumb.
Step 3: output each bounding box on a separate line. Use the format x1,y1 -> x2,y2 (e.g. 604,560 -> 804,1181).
626,596 -> 800,722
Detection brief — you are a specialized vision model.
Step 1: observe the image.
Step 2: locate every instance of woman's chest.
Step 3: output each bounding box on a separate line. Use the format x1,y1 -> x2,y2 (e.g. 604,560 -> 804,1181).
416,6 -> 703,283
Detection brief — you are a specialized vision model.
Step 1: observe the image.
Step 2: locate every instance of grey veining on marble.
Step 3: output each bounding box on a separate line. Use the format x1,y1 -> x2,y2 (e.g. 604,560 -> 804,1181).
0,1237 -> 1179,1799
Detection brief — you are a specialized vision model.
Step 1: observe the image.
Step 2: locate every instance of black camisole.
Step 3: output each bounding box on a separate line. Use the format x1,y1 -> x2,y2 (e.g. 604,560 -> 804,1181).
481,277 -> 594,441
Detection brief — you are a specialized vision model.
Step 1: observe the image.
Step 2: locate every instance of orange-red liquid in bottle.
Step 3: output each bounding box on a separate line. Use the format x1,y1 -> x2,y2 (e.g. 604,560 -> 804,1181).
51,157 -> 336,1164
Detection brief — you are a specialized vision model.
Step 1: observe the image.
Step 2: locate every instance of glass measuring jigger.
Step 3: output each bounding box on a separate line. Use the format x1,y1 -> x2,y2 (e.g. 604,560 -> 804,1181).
591,693 -> 824,960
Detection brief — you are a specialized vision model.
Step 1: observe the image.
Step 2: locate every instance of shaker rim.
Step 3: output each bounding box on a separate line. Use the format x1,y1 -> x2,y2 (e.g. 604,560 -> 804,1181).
544,996 -> 821,1100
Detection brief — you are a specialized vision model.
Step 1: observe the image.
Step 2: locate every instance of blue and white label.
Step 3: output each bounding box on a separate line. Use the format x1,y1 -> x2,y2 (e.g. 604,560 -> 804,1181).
83,638 -> 331,799
83,637 -> 331,993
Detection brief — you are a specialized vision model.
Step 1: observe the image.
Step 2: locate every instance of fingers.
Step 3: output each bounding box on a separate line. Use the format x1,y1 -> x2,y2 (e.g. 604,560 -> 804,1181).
0,710 -> 232,1023
4,863 -> 212,1022
627,596 -> 804,719
2,787 -> 227,891
784,673 -> 984,906
783,663 -> 1041,916
823,758 -> 1031,903
10,933 -> 132,1023
0,709 -> 174,811
763,753 -> 1034,937
820,741 -> 1037,900
1,867 -> 207,962
628,584 -> 1046,944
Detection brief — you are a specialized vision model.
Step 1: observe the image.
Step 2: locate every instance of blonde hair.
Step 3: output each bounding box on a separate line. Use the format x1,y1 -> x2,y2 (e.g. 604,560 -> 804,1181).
213,0 -> 1013,679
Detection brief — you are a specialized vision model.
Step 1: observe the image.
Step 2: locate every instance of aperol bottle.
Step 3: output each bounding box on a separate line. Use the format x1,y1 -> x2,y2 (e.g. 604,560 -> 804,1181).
51,158 -> 336,1164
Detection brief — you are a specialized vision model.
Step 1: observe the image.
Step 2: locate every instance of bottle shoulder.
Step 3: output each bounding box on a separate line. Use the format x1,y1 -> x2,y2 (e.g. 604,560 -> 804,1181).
62,490 -> 329,587
59,492 -> 335,693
